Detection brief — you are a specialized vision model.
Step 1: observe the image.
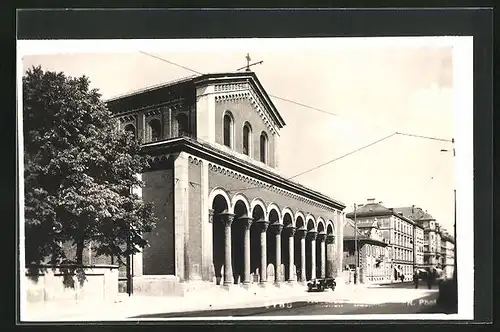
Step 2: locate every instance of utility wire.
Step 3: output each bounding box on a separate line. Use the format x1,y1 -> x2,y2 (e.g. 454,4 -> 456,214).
269,94 -> 338,117
395,132 -> 453,143
139,51 -> 204,75
288,132 -> 398,180
226,132 -> 398,193
136,52 -> 454,194
137,51 -> 453,143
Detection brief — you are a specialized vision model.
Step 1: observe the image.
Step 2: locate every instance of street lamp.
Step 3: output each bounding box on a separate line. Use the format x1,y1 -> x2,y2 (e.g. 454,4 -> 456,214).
354,203 -> 358,285
441,138 -> 457,285
440,139 -> 457,304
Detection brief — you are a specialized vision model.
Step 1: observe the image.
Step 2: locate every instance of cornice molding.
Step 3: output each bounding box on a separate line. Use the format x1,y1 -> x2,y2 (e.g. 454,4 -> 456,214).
214,84 -> 279,135
112,98 -> 186,118
142,137 -> 346,211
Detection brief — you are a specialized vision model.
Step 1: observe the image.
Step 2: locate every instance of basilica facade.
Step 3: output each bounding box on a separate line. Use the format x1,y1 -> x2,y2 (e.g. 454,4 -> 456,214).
106,72 -> 346,295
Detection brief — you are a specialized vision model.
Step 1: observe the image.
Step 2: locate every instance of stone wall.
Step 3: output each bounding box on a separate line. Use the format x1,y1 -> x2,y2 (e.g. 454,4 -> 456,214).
24,265 -> 118,303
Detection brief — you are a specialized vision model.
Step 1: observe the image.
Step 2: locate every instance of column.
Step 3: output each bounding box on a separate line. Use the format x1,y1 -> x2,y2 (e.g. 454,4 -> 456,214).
271,223 -> 283,285
256,220 -> 269,285
326,234 -> 335,278
286,225 -> 296,282
219,212 -> 235,286
207,209 -> 215,281
297,227 -> 307,282
240,216 -> 253,285
318,232 -> 326,279
308,230 -> 317,280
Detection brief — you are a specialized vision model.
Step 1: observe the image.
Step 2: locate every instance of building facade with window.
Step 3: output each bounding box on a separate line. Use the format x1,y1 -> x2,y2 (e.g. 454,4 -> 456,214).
393,206 -> 453,274
106,72 -> 347,296
342,219 -> 391,284
345,199 -> 417,283
441,232 -> 455,279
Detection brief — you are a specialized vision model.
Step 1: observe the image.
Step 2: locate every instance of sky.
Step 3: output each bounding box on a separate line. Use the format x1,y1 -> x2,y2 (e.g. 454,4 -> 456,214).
19,38 -> 462,234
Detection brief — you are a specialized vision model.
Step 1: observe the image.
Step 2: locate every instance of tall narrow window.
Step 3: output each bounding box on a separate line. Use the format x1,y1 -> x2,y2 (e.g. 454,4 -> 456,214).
124,124 -> 136,139
176,113 -> 189,136
259,131 -> 268,163
243,122 -> 252,156
223,112 -> 233,148
148,119 -> 162,142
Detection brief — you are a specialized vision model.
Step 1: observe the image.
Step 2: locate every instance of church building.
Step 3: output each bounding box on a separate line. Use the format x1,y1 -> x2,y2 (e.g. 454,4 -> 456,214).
106,71 -> 347,295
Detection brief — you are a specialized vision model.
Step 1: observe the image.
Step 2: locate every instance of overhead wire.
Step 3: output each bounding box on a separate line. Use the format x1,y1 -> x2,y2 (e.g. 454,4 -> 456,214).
136,51 -> 454,193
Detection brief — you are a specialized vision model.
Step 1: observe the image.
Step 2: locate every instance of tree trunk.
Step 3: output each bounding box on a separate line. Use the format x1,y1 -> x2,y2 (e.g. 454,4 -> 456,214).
76,239 -> 84,265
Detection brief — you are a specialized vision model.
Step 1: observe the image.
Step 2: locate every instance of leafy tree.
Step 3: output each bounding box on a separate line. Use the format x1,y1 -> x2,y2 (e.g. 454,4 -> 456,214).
23,66 -> 156,269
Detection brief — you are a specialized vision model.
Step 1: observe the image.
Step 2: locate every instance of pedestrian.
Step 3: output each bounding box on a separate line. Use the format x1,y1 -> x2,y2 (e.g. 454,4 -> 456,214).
413,270 -> 419,289
400,273 -> 405,283
427,270 -> 433,289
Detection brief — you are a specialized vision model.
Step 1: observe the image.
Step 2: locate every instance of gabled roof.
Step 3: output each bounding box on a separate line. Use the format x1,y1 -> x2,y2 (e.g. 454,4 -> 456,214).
393,206 -> 435,221
105,71 -> 286,129
345,201 -> 393,219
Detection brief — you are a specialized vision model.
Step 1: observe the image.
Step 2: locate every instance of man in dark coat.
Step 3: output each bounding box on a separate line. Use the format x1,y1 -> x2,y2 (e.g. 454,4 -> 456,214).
413,269 -> 419,289
427,268 -> 434,289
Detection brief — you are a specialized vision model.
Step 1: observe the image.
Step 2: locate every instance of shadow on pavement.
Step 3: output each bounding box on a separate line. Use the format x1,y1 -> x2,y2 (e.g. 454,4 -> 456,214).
130,293 -> 456,318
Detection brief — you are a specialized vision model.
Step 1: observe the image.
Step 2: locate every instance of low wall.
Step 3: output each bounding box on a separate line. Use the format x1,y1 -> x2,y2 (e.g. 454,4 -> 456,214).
24,264 -> 119,303
132,275 -> 183,296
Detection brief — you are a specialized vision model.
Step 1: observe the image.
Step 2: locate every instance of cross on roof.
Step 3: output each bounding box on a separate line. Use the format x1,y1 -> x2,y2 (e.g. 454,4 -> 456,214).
236,53 -> 263,72
245,53 -> 251,71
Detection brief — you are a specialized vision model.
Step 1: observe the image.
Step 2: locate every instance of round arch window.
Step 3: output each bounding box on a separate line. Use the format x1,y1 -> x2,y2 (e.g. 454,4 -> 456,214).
124,124 -> 136,138
148,119 -> 161,142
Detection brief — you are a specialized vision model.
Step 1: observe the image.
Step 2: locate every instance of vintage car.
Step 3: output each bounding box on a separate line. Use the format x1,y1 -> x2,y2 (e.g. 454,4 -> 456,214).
307,278 -> 336,292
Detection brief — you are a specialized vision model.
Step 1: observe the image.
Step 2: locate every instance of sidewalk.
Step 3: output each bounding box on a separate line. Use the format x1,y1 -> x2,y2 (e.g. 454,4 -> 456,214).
22,282 -> 433,321
23,283 -> 320,321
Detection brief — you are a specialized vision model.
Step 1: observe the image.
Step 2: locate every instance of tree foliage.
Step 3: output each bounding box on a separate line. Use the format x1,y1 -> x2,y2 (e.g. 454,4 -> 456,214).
23,66 -> 156,267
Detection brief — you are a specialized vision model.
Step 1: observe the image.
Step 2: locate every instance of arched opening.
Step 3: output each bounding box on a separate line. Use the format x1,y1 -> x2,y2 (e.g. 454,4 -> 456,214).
148,118 -> 162,142
223,112 -> 233,148
316,222 -> 325,278
212,194 -> 229,285
267,209 -> 280,283
305,219 -> 315,281
124,124 -> 136,138
282,213 -> 293,281
176,113 -> 189,136
259,132 -> 268,164
294,216 -> 305,282
250,204 -> 265,283
326,224 -> 335,278
232,200 -> 248,284
243,122 -> 252,156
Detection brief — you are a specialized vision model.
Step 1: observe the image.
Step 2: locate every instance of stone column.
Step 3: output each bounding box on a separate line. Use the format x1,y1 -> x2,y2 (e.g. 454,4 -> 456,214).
256,220 -> 269,285
271,223 -> 283,285
318,232 -> 327,279
286,225 -> 296,282
297,227 -> 307,282
219,212 -> 235,286
239,216 -> 253,285
326,234 -> 335,278
308,230 -> 317,280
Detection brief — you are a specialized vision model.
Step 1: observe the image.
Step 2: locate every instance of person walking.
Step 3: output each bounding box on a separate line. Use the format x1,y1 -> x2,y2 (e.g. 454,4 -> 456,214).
427,268 -> 433,289
413,270 -> 419,289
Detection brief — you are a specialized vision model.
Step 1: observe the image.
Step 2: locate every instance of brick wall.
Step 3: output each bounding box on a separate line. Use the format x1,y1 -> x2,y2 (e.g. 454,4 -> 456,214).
214,99 -> 277,168
142,168 -> 175,275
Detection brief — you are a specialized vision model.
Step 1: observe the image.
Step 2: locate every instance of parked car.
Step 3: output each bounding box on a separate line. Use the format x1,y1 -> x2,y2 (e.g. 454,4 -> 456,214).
307,278 -> 336,292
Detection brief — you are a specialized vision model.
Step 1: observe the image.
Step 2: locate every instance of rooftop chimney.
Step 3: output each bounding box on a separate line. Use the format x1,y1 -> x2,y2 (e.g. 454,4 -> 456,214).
412,205 -> 415,213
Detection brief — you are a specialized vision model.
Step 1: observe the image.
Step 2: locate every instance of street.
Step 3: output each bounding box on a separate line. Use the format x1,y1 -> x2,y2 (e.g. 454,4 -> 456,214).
132,282 -> 452,318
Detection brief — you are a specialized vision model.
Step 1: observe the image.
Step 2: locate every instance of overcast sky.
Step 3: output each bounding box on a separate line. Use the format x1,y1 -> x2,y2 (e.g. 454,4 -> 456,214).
20,38 -> 459,233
